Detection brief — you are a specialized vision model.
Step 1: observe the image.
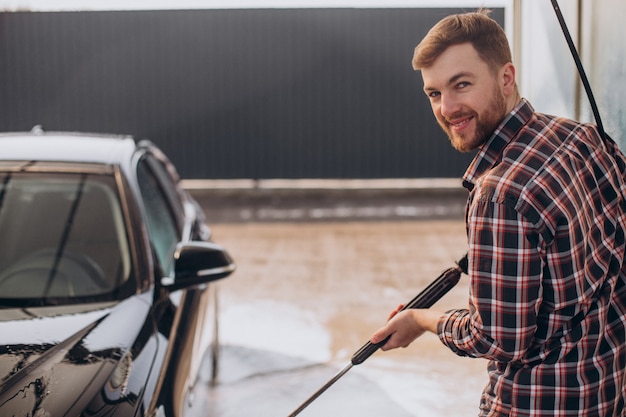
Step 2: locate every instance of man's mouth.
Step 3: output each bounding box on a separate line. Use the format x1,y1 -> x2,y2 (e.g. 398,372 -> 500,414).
448,116 -> 473,130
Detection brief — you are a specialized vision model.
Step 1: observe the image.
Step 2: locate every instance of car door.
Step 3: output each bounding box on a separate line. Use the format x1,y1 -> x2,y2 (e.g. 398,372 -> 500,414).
135,151 -> 215,417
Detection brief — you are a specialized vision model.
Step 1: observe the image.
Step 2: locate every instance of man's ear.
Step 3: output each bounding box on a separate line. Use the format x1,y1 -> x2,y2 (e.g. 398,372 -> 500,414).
501,62 -> 517,95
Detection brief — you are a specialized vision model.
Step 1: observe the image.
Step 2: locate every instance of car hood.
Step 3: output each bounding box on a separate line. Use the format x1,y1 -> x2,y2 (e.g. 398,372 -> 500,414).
0,292 -> 153,416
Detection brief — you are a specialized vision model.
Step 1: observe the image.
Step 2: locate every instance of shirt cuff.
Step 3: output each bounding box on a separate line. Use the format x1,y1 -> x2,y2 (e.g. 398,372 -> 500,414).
437,308 -> 471,355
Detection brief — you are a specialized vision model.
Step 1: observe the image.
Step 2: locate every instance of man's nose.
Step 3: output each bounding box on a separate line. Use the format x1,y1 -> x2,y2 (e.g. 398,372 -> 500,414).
440,94 -> 460,119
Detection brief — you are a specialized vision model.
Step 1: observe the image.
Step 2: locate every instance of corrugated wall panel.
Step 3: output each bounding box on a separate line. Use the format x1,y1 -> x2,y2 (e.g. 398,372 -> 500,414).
0,8 -> 504,179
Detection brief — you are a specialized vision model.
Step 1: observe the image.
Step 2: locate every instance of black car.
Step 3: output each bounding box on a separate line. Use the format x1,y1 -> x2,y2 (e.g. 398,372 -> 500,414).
0,129 -> 235,416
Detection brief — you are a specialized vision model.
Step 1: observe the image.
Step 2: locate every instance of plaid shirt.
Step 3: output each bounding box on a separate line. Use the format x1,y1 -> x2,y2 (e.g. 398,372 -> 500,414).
438,99 -> 626,416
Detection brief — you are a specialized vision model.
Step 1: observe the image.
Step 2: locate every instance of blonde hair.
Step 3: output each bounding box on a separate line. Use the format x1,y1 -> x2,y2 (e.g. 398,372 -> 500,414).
412,10 -> 512,73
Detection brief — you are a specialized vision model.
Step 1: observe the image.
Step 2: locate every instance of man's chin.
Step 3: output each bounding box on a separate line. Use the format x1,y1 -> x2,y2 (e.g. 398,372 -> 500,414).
449,132 -> 488,153
449,135 -> 472,153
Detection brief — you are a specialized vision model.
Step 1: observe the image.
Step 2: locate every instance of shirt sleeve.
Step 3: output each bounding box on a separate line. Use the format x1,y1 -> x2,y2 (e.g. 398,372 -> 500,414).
437,198 -> 543,362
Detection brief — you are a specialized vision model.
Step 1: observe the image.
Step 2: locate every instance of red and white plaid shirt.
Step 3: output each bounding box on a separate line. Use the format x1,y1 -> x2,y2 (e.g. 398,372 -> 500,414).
438,99 -> 626,416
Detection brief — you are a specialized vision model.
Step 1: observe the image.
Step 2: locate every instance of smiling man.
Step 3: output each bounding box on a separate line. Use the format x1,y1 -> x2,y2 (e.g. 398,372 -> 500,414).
370,10 -> 626,417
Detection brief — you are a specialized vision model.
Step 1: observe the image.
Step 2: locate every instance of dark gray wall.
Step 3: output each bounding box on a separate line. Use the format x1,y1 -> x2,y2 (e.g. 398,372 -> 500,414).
0,7 -> 503,179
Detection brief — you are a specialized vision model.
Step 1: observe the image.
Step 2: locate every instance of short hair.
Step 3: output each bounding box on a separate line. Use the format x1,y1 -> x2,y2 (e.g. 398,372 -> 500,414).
412,10 -> 512,73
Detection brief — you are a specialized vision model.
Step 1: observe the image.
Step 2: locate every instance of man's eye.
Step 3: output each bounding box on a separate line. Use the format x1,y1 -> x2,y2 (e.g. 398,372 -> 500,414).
428,91 -> 441,98
457,82 -> 470,89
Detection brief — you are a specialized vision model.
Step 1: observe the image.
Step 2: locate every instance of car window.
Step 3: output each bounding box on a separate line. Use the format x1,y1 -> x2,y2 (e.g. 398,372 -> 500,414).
136,156 -> 180,277
0,172 -> 132,303
141,141 -> 186,224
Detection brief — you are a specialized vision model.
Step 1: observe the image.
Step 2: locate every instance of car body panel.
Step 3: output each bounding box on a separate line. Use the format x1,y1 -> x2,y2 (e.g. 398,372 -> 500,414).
0,293 -> 156,416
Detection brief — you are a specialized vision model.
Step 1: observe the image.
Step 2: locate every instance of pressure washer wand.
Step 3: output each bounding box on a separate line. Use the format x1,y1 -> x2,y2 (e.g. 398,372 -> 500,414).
287,255 -> 467,417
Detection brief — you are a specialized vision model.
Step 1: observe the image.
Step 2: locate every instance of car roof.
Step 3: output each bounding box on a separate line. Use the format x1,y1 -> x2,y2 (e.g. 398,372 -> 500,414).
0,130 -> 139,166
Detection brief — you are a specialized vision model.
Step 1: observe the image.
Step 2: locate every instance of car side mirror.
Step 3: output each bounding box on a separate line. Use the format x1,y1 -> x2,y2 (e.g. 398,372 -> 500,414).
161,241 -> 235,291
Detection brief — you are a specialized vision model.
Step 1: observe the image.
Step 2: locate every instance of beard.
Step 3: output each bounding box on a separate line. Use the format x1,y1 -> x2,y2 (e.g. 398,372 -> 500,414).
439,87 -> 507,153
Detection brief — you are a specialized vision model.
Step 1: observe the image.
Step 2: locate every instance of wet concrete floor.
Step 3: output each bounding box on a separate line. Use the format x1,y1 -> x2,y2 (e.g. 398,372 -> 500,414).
204,220 -> 487,416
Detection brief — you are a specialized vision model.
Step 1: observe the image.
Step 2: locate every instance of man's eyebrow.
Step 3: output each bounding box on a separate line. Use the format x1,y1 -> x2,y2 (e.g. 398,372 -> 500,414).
423,71 -> 475,92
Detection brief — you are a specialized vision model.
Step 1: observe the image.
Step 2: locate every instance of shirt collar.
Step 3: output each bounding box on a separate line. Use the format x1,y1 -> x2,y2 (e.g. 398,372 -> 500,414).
462,98 -> 534,190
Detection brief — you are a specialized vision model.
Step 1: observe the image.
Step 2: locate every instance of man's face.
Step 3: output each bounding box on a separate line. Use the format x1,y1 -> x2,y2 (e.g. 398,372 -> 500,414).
421,43 -> 509,152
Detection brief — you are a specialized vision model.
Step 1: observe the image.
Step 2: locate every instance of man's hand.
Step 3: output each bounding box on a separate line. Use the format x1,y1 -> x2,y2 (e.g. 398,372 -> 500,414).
370,308 -> 443,351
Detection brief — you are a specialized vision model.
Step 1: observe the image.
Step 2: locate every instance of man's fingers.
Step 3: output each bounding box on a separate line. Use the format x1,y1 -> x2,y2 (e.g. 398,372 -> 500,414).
387,303 -> 405,321
370,327 -> 391,345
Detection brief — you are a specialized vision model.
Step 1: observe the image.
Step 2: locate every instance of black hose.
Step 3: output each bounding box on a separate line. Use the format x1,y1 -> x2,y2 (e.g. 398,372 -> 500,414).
550,0 -> 606,141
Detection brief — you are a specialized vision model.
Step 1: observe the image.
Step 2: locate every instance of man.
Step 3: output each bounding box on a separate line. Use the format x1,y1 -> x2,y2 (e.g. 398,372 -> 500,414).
370,10 -> 626,416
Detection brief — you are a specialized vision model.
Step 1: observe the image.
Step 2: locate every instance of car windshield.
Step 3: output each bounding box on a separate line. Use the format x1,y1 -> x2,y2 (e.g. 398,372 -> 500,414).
0,172 -> 132,305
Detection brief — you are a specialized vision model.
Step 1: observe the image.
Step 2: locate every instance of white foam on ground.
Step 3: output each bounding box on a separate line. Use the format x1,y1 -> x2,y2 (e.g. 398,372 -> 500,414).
220,299 -> 332,364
